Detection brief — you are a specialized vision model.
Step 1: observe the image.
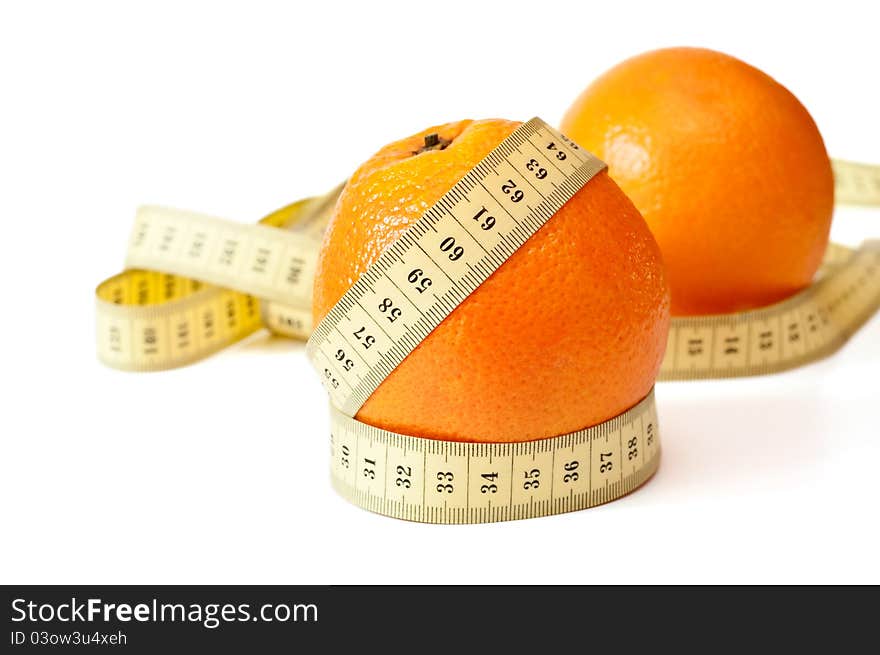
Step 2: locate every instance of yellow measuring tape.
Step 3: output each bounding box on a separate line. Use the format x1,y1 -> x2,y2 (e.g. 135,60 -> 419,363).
95,189 -> 338,371
94,120 -> 880,523
306,119 -> 607,414
329,390 -> 659,524
661,241 -> 880,379
832,159 -> 880,206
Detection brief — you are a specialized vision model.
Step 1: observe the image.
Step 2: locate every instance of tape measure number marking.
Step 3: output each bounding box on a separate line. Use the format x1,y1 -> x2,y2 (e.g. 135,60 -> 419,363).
96,193 -> 338,371
659,241 -> 880,379
330,390 -> 660,524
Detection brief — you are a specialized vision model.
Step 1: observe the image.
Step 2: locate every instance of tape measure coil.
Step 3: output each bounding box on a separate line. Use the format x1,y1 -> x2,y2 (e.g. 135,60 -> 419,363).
93,120 -> 880,524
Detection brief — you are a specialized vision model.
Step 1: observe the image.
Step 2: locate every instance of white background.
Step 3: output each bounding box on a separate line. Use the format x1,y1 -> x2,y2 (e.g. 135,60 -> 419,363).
1,0 -> 878,584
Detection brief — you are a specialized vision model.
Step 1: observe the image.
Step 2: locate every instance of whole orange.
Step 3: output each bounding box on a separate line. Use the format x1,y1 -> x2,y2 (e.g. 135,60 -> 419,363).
314,119 -> 669,443
561,47 -> 834,315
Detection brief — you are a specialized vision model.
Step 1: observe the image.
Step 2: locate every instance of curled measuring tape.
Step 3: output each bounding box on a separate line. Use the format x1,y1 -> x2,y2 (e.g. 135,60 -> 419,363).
328,390 -> 659,524
95,188 -> 339,371
659,240 -> 880,380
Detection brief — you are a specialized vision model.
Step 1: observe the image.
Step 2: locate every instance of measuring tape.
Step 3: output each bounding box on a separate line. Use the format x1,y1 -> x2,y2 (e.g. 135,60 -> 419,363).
94,119 -> 880,523
95,188 -> 339,371
329,389 -> 658,524
660,240 -> 880,379
306,118 -> 606,414
832,159 -> 880,206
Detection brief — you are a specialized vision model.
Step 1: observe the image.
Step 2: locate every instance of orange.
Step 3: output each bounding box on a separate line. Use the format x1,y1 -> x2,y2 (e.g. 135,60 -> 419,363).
313,119 -> 669,443
561,47 -> 834,315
